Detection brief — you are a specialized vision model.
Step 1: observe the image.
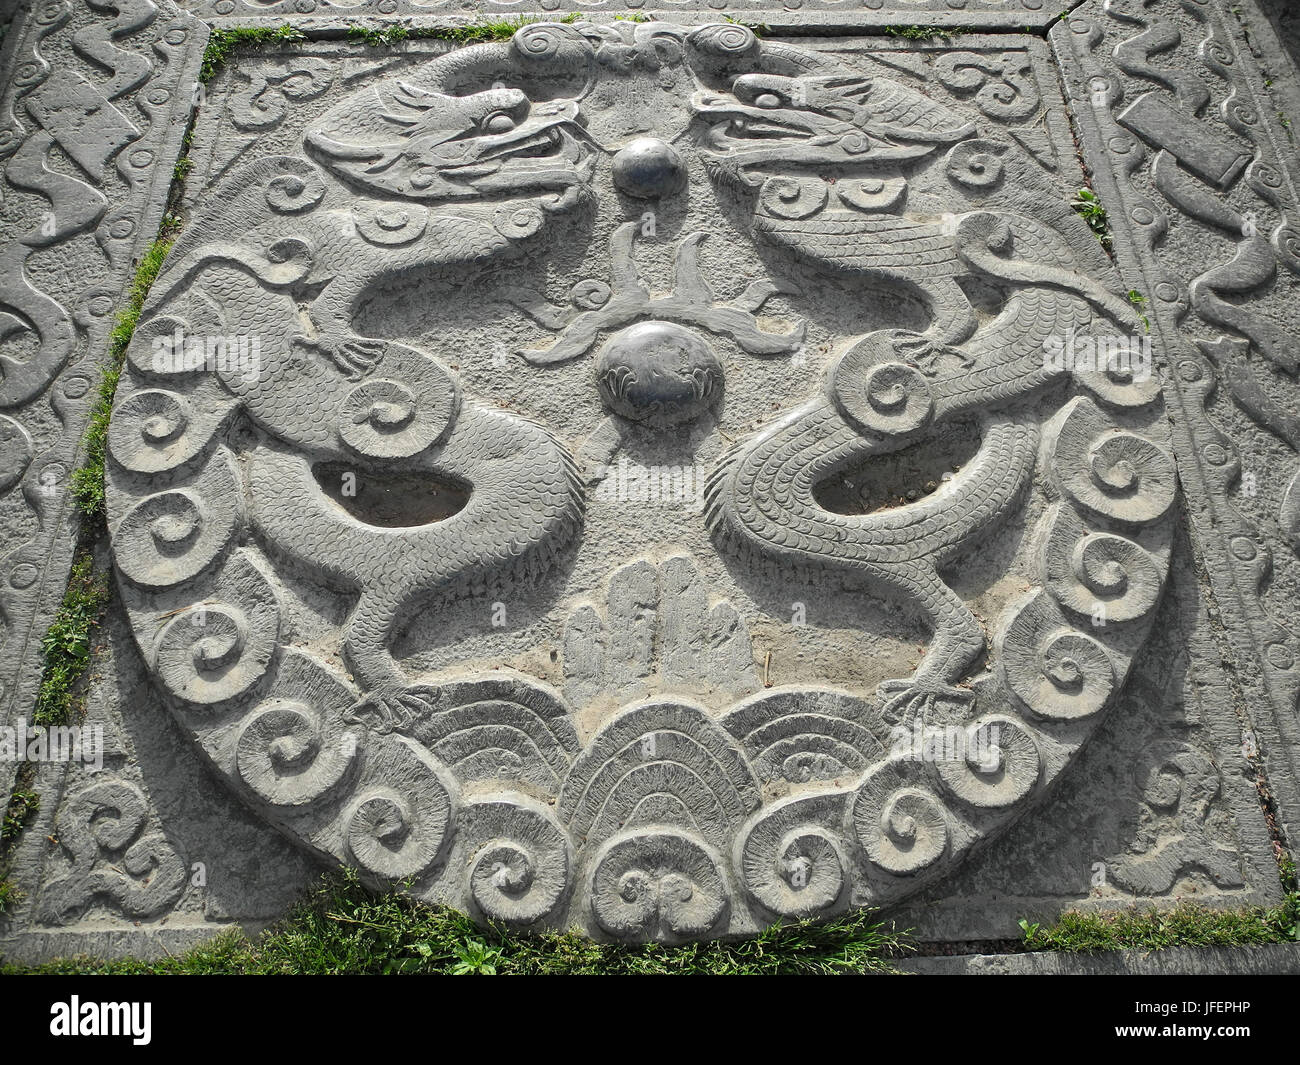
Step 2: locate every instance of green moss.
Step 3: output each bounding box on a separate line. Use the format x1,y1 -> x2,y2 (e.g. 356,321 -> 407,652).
2,868 -> 913,974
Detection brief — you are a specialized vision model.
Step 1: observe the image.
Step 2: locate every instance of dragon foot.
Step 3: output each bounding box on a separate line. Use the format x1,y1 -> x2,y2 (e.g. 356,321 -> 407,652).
344,685 -> 440,735
294,332 -> 387,379
890,331 -> 974,375
877,675 -> 974,727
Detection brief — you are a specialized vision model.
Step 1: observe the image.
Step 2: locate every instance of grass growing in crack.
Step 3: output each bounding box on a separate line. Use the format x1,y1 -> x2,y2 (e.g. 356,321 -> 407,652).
883,25 -> 951,41
1019,902 -> 1300,953
69,238 -> 173,524
1,868 -> 913,974
200,25 -> 306,82
721,15 -> 768,36
1072,187 -> 1111,246
1276,856 -> 1300,940
45,240 -> 172,729
424,13 -> 582,44
1127,288 -> 1150,332
349,14 -> 586,48
31,553 -> 110,727
347,24 -> 412,47
0,776 -> 39,915
0,789 -> 38,847
0,878 -> 21,915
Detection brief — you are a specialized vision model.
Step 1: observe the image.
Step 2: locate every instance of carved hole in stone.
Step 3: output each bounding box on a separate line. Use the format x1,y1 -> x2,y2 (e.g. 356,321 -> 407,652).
314,462 -> 470,528
813,418 -> 981,515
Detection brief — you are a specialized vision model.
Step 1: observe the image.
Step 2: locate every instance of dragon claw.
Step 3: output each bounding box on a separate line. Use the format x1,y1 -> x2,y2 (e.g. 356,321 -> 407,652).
294,333 -> 387,380
344,686 -> 436,734
877,675 -> 974,726
891,333 -> 973,375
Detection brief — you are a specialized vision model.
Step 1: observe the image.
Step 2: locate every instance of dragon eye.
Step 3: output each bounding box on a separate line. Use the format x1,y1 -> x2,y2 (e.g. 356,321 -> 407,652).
753,93 -> 783,108
483,111 -> 517,134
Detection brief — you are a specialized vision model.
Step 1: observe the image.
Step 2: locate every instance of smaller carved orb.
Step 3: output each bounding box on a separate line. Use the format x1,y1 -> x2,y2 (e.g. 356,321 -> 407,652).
596,321 -> 723,427
611,138 -> 688,199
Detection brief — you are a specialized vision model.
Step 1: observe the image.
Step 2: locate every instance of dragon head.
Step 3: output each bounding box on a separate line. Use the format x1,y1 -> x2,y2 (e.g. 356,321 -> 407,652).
692,73 -> 975,188
305,81 -> 595,205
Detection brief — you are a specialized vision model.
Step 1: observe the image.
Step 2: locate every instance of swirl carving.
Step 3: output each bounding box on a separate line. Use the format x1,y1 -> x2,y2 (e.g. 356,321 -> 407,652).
463,797 -> 572,925
736,794 -> 850,919
853,763 -> 949,876
590,830 -> 728,940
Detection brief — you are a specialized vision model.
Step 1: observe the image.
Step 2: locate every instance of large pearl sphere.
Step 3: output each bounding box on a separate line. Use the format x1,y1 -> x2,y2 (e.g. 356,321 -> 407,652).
611,138 -> 687,199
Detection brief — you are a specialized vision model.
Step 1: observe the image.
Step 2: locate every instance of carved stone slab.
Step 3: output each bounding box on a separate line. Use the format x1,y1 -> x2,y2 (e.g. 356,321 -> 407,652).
0,0 -> 206,801
179,0 -> 1066,34
0,9 -> 1294,956
1054,0 -> 1300,845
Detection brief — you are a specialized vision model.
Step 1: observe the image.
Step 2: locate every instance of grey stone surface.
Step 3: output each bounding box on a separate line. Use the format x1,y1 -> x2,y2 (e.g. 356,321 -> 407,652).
0,0 -> 206,801
177,1 -> 1067,33
2,4 -> 1300,962
900,943 -> 1300,974
1052,0 -> 1300,852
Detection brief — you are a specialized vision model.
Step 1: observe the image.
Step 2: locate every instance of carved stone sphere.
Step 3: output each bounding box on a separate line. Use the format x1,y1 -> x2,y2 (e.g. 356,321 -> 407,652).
611,138 -> 688,199
596,321 -> 723,426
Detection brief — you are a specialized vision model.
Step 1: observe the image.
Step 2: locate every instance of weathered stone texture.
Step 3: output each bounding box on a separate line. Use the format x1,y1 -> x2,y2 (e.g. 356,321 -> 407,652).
0,0 -> 206,798
3,3 -> 1299,956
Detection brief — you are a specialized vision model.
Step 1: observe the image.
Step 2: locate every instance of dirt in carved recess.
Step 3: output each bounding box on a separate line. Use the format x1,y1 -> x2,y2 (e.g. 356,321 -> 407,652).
315,462 -> 471,528
814,417 -> 983,515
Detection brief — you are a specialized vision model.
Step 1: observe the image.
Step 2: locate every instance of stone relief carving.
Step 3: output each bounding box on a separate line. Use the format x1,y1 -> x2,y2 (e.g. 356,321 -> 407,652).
1052,0 -> 1300,843
94,19 -> 1194,939
178,0 -> 1063,25
39,777 -> 187,924
1110,742 -> 1245,895
562,553 -> 759,706
0,0 -> 204,808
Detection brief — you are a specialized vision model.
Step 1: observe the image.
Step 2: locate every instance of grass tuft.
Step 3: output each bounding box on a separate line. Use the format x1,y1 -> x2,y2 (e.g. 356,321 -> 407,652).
32,553 -> 110,727
721,15 -> 768,37
2,868 -> 913,974
69,238 -> 173,523
0,789 -> 38,846
416,13 -> 582,44
0,776 -> 39,915
347,15 -> 586,48
0,878 -> 21,915
883,25 -> 951,41
1072,186 -> 1111,246
1275,856 -> 1300,940
1019,900 -> 1300,954
347,24 -> 411,47
1127,288 -> 1150,332
200,25 -> 306,82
